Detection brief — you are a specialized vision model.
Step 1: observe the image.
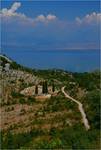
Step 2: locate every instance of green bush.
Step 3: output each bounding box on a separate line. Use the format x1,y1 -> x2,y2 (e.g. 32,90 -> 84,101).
83,90 -> 100,129
11,91 -> 23,98
19,98 -> 26,104
27,96 -> 36,105
1,129 -> 45,149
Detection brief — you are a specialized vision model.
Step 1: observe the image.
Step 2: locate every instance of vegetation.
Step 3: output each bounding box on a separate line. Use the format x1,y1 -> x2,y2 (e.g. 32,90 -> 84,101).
42,81 -> 48,94
52,81 -> 55,92
44,95 -> 78,113
73,70 -> 100,90
0,55 -> 100,149
11,91 -> 24,98
35,85 -> 38,95
10,61 -> 34,73
27,96 -> 36,105
1,126 -> 99,149
1,129 -> 45,149
83,90 -> 100,129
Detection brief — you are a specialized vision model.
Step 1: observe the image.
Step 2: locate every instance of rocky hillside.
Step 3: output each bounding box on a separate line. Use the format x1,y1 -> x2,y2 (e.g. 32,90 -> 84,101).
0,54 -> 100,149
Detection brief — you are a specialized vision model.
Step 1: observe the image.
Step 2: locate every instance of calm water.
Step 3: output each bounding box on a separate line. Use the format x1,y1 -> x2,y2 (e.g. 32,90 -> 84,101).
2,49 -> 100,72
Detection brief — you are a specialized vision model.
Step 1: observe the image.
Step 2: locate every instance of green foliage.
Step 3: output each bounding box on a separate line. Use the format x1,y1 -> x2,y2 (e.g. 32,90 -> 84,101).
73,71 -> 100,90
35,85 -> 38,95
20,126 -> 99,149
1,129 -> 45,149
10,61 -> 33,73
20,82 -> 28,90
10,61 -> 21,70
59,126 -> 99,149
0,56 -> 8,67
42,81 -> 48,94
45,95 -> 77,112
52,81 -> 55,92
1,126 -> 100,149
33,138 -> 63,149
83,90 -> 100,129
27,96 -> 36,105
11,91 -> 23,98
19,98 -> 26,104
33,69 -> 74,87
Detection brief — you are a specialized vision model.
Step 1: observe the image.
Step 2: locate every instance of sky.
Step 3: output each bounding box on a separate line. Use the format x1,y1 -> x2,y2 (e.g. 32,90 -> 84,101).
1,0 -> 100,51
0,0 -> 100,72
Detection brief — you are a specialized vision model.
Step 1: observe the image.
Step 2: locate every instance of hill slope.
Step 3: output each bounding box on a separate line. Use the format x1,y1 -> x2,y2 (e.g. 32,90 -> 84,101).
0,54 -> 100,149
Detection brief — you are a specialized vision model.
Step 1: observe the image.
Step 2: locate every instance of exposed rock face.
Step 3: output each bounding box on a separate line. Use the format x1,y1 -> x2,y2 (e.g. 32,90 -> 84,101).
4,63 -> 10,72
20,86 -> 36,96
0,55 -> 41,105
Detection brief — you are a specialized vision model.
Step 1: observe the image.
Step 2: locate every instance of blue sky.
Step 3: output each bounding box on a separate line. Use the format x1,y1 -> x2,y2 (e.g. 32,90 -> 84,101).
1,0 -> 100,51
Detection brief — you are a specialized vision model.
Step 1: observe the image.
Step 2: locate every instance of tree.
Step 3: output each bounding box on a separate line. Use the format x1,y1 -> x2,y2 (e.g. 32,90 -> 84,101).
42,81 -> 45,94
44,81 -> 48,93
42,81 -> 48,94
35,85 -> 38,95
52,82 -> 55,92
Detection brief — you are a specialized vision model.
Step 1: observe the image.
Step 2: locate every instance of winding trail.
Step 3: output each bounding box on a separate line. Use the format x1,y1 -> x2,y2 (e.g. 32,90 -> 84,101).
61,86 -> 90,130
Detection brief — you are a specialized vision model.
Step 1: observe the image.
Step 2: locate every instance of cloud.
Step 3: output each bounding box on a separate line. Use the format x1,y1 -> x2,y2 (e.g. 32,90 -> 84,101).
35,14 -> 46,22
75,12 -> 101,25
0,2 -> 57,25
0,2 -> 100,31
35,14 -> 57,23
8,2 -> 21,14
1,2 -> 21,17
46,14 -> 57,21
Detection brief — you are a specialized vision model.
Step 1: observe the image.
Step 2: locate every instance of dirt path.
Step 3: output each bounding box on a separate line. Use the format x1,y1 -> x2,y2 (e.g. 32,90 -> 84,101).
61,86 -> 90,130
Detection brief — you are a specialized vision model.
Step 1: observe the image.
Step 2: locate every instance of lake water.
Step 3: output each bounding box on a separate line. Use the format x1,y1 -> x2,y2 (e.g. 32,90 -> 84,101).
2,49 -> 100,72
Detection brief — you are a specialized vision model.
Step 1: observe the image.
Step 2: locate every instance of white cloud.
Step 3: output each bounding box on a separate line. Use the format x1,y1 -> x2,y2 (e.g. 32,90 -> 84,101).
35,14 -> 46,22
35,14 -> 57,23
0,2 -> 33,24
1,2 -> 21,17
46,14 -> 57,21
0,2 -> 57,24
75,12 -> 101,25
0,2 -> 100,27
8,2 -> 21,14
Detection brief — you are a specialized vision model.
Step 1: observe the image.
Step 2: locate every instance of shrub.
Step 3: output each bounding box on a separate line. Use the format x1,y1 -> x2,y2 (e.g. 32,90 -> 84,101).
27,96 -> 36,105
11,91 -> 23,98
19,98 -> 26,104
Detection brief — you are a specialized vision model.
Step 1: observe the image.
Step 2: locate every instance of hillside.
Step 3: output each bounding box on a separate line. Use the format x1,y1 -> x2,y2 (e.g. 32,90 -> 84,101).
0,54 -> 100,149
